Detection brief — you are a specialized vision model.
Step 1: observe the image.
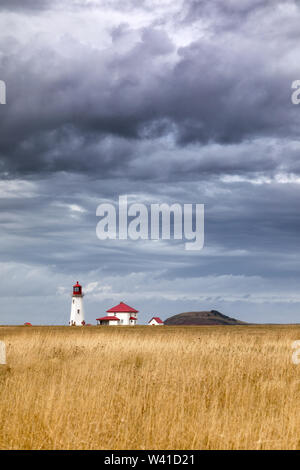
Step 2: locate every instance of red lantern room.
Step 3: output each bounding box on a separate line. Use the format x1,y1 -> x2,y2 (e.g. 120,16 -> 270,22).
73,281 -> 82,296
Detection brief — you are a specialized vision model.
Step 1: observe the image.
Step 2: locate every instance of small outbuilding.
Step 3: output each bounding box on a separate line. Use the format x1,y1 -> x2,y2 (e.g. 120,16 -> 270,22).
148,317 -> 164,325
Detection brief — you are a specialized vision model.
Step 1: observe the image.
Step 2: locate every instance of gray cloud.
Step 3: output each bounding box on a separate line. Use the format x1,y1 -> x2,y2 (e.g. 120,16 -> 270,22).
0,15 -> 299,177
182,0 -> 299,30
0,0 -> 55,12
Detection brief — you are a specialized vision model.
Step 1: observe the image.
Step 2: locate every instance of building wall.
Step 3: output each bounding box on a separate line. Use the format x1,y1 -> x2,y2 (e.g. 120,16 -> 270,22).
117,312 -> 130,325
70,296 -> 85,326
112,312 -> 137,325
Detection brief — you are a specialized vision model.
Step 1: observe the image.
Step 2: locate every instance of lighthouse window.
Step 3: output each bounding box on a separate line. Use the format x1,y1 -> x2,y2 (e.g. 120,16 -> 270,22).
74,287 -> 80,292
77,309 -> 80,314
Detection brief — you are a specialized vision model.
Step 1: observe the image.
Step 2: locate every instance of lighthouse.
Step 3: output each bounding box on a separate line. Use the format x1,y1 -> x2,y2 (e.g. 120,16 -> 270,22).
69,281 -> 85,326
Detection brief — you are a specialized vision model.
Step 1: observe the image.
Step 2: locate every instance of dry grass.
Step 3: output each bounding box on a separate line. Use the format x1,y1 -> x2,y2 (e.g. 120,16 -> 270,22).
0,324 -> 299,450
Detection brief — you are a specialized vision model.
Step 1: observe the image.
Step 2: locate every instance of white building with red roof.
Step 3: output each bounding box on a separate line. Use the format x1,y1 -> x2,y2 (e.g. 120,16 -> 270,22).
148,317 -> 164,325
96,302 -> 138,326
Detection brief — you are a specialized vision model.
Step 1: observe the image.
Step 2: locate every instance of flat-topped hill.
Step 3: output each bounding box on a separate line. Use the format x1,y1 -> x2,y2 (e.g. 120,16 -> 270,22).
164,310 -> 246,326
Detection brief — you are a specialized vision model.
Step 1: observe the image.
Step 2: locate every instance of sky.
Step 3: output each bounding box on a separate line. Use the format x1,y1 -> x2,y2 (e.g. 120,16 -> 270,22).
0,0 -> 300,325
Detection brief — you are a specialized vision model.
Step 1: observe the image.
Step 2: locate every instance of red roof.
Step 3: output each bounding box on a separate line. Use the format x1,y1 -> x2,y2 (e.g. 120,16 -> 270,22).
24,322 -> 32,326
149,317 -> 164,324
96,316 -> 120,321
129,317 -> 137,320
107,302 -> 138,313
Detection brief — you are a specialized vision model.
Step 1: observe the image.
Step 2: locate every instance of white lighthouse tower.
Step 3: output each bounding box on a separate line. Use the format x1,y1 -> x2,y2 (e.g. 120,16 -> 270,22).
69,281 -> 85,326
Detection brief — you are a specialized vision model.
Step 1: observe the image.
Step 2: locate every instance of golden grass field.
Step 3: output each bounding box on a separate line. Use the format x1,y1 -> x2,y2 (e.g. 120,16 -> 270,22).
0,324 -> 299,450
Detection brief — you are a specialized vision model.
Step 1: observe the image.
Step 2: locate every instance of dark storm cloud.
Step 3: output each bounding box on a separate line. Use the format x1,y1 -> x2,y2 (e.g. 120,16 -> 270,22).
0,0 -> 153,14
0,0 -> 55,12
0,172 -> 299,277
182,0 -> 298,28
0,14 -> 299,178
